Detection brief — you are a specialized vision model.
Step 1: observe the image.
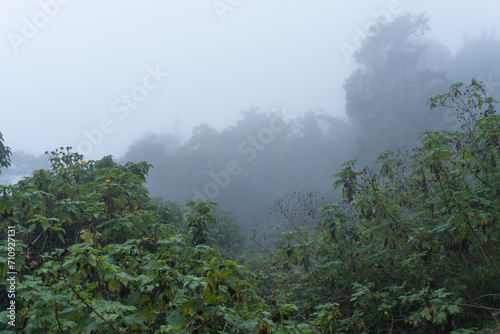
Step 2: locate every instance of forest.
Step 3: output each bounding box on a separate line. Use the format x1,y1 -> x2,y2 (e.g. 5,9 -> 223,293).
1,13 -> 500,333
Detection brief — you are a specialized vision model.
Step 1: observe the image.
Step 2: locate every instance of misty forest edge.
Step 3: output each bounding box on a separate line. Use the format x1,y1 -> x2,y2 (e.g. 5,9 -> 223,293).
1,14 -> 500,334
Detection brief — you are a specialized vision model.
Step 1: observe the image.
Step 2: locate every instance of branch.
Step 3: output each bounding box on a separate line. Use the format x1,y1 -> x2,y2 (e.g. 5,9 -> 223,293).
66,284 -> 126,334
50,270 -> 126,334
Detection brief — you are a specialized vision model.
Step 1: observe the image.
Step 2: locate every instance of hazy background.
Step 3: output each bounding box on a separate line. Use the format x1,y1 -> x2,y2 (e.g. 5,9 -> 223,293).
1,0 -> 499,236
0,0 -> 498,158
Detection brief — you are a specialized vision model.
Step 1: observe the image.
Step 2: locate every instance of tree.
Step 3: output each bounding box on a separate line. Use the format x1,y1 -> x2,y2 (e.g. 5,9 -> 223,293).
0,131 -> 11,174
343,13 -> 451,163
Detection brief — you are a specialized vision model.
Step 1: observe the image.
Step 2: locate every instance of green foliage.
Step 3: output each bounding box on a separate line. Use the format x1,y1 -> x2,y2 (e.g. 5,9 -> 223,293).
184,200 -> 217,246
154,198 -> 245,254
1,81 -> 499,332
251,80 -> 500,333
0,151 -> 262,333
0,131 -> 11,174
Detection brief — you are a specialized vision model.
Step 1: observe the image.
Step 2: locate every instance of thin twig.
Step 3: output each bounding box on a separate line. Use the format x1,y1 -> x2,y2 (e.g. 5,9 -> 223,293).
66,284 -> 126,334
50,265 -> 125,334
470,294 -> 500,301
459,303 -> 500,312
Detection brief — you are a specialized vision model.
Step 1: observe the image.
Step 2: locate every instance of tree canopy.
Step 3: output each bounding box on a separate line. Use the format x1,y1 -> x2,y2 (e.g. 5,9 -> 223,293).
343,13 -> 452,162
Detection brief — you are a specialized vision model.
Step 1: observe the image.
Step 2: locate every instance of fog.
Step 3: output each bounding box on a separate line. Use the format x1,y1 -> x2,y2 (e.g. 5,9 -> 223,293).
1,0 -> 499,234
1,0 -> 498,157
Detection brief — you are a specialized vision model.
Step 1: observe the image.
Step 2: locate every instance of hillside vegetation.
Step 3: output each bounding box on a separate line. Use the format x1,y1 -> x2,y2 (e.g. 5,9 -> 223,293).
1,81 -> 499,332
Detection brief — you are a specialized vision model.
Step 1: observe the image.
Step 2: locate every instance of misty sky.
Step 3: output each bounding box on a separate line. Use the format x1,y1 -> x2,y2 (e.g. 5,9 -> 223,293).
0,0 -> 498,159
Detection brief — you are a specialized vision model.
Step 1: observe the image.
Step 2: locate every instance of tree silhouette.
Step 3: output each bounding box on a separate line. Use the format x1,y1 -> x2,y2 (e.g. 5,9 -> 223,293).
343,13 -> 451,163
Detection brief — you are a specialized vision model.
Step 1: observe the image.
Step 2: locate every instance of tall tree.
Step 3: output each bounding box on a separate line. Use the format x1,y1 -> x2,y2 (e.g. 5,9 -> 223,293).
343,13 -> 451,163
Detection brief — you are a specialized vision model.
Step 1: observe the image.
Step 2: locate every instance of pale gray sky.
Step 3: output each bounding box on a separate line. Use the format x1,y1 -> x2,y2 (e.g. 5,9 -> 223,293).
0,0 -> 498,159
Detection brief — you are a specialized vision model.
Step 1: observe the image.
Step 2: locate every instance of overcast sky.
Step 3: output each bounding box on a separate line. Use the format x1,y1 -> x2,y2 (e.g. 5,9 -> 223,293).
0,0 -> 498,159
